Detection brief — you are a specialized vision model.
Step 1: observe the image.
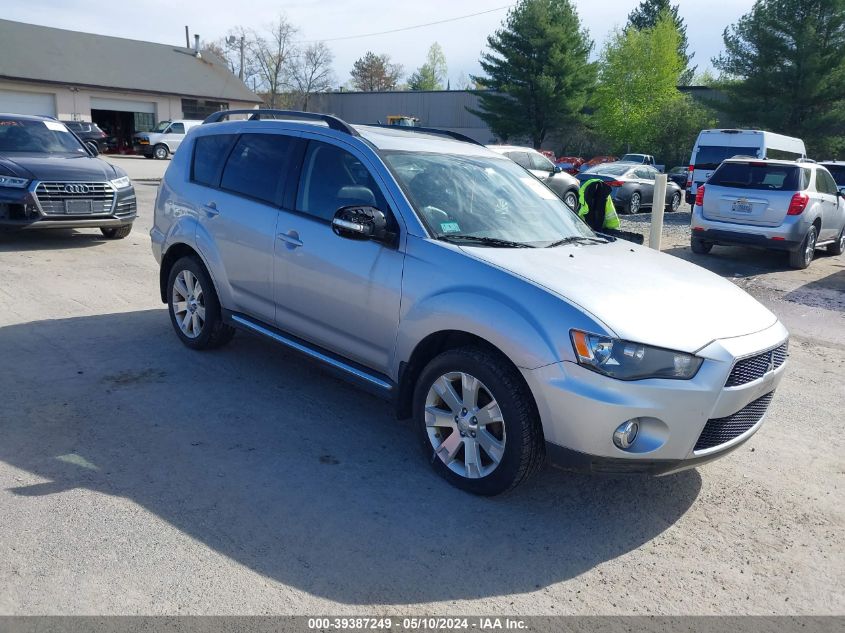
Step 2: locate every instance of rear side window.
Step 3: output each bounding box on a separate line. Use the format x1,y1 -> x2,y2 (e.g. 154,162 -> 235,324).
192,134 -> 236,187
816,169 -> 839,195
220,133 -> 296,205
709,162 -> 800,191
694,146 -> 760,170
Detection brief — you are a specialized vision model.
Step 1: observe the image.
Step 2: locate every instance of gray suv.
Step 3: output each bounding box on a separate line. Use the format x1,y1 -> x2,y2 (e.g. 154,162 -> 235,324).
152,110 -> 789,495
690,158 -> 845,268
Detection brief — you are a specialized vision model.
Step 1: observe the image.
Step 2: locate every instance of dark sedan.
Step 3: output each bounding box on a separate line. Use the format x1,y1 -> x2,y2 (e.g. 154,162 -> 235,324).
0,114 -> 136,237
61,120 -> 109,154
576,162 -> 683,214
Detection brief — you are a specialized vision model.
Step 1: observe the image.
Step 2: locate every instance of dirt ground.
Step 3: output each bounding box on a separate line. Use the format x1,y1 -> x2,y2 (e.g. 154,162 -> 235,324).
0,182 -> 842,616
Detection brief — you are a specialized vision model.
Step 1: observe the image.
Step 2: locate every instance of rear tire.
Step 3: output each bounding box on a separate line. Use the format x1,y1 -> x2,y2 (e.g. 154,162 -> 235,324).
828,226 -> 845,256
627,192 -> 641,215
789,225 -> 817,269
667,191 -> 681,212
691,237 -> 712,254
413,346 -> 544,495
166,256 -> 235,350
100,225 -> 132,239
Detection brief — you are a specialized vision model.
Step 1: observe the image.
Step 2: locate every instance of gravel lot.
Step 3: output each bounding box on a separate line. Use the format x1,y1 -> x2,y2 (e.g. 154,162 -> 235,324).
0,180 -> 842,616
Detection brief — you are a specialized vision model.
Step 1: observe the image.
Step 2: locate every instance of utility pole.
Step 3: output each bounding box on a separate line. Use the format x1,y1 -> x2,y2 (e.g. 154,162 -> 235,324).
238,35 -> 245,81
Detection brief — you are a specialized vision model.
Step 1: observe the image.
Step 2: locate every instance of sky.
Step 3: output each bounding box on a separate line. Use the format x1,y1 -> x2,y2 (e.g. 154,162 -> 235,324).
4,0 -> 755,88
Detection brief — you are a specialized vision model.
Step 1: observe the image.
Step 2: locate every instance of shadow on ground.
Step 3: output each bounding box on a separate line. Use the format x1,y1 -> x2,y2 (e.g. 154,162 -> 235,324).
0,310 -> 701,604
0,229 -> 112,252
784,269 -> 845,312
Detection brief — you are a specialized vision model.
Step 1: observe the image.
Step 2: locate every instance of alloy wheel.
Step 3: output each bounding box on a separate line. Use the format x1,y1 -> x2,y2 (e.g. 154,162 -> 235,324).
564,191 -> 578,211
424,372 -> 506,479
805,229 -> 816,266
172,270 -> 205,339
671,192 -> 681,211
629,193 -> 641,214
154,146 -> 168,159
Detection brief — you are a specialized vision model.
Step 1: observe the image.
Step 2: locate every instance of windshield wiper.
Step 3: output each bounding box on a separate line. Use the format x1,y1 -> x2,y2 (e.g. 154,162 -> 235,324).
437,234 -> 535,248
546,235 -> 610,248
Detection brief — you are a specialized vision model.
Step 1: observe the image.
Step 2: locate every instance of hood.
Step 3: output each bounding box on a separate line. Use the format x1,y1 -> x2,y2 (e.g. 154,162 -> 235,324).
463,240 -> 777,353
0,153 -> 119,182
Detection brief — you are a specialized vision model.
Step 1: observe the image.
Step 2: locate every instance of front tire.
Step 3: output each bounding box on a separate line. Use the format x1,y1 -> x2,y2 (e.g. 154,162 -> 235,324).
153,144 -> 169,160
627,192 -> 641,215
413,346 -> 544,495
563,189 -> 579,211
100,225 -> 132,239
828,226 -> 845,256
167,256 -> 235,350
789,225 -> 817,269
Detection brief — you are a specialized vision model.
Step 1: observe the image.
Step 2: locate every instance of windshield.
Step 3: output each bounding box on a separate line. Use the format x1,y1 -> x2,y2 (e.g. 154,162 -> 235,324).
382,151 -> 594,246
153,121 -> 171,133
0,119 -> 87,155
823,164 -> 845,186
694,145 -> 760,170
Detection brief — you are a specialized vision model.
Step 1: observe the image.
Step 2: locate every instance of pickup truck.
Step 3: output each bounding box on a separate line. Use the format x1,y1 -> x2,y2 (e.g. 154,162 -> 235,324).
620,154 -> 665,172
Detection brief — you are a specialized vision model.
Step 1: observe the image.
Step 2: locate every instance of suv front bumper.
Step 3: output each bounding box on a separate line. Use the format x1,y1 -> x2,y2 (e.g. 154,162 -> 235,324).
0,184 -> 137,230
522,321 -> 789,475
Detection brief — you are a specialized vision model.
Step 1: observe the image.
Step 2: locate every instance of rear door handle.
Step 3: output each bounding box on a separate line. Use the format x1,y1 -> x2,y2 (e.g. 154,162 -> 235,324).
277,231 -> 303,248
203,201 -> 219,217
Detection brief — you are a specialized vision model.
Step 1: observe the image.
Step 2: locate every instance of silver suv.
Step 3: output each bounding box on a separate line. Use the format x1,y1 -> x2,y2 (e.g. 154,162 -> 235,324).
152,110 -> 789,495
690,158 -> 845,268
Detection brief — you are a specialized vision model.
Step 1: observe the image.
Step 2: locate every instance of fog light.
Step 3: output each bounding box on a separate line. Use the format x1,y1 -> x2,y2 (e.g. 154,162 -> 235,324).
613,420 -> 639,449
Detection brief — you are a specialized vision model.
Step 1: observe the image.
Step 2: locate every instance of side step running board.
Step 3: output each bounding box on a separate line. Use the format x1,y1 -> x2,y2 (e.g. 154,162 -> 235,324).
230,314 -> 394,393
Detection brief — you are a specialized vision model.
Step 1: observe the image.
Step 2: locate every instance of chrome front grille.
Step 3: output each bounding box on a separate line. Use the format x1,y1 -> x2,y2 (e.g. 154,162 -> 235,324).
34,182 -> 115,216
725,343 -> 788,387
694,391 -> 774,452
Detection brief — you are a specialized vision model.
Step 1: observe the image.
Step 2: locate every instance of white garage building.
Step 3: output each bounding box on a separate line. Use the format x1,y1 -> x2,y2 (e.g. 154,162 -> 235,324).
0,19 -> 260,150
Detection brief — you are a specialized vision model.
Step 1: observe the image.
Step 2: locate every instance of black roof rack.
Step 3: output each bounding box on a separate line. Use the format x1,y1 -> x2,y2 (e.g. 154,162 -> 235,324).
203,109 -> 358,136
367,124 -> 483,146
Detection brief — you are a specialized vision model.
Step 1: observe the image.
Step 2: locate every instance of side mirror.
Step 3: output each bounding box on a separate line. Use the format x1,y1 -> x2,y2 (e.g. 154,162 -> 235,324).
553,165 -> 563,174
332,205 -> 395,245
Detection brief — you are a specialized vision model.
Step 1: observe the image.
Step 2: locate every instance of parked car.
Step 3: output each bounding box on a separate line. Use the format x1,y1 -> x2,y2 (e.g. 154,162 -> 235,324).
579,155 -> 617,172
61,120 -> 108,154
152,109 -> 789,495
619,154 -> 665,173
555,156 -> 585,175
577,162 -> 683,214
487,144 -> 581,210
690,158 -> 845,269
668,166 -> 689,189
0,114 -> 136,238
818,161 -> 845,194
686,129 -> 806,205
133,119 -> 202,159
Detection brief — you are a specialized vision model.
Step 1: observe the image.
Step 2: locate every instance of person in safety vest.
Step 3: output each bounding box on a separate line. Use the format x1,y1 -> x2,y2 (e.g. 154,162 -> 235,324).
578,178 -> 620,231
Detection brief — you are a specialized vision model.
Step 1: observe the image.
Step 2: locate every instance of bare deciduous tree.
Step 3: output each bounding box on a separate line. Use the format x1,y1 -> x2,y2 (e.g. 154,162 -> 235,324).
291,42 -> 336,110
248,17 -> 298,108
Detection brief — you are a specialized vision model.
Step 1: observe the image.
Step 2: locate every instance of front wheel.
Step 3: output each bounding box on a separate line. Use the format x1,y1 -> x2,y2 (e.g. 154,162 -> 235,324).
789,225 -> 817,269
100,225 -> 132,239
153,144 -> 169,160
563,189 -> 579,211
828,226 -> 845,256
413,346 -> 544,495
167,257 -> 235,350
627,192 -> 641,215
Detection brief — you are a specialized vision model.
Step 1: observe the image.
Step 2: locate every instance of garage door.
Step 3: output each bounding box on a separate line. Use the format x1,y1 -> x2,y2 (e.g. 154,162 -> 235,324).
90,97 -> 155,114
0,90 -> 56,117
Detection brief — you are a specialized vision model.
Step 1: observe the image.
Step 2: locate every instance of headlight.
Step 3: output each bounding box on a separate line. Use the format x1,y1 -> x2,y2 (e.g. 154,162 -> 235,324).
0,175 -> 29,189
110,176 -> 131,189
570,330 -> 703,380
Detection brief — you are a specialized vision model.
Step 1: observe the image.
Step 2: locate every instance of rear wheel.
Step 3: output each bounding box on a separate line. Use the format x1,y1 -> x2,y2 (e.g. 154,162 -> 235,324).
789,225 -> 817,269
627,192 -> 641,215
100,225 -> 132,239
167,256 -> 235,350
153,144 -> 169,160
691,237 -> 712,254
667,191 -> 681,212
413,346 -> 544,495
827,226 -> 845,256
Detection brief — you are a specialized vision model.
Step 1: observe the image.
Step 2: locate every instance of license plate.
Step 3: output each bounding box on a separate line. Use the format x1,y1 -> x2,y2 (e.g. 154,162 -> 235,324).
65,199 -> 93,215
732,200 -> 753,213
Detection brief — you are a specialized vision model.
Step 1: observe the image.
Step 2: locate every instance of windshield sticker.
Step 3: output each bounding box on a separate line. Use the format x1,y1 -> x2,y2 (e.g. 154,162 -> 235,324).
43,121 -> 67,132
520,177 -> 557,200
440,222 -> 461,233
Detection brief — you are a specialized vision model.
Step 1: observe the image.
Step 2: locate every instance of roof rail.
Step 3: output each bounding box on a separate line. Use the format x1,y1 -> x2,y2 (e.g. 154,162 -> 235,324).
203,109 -> 358,136
367,124 -> 483,146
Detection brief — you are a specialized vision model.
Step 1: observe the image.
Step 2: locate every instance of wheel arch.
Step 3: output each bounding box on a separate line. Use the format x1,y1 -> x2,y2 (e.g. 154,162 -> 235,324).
159,242 -> 208,303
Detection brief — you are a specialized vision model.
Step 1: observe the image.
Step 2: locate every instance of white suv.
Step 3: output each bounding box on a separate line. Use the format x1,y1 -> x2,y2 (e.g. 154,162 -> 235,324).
691,158 -> 845,268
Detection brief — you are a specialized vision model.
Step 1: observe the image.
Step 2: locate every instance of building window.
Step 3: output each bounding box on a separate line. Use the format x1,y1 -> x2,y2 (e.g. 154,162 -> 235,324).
182,99 -> 229,120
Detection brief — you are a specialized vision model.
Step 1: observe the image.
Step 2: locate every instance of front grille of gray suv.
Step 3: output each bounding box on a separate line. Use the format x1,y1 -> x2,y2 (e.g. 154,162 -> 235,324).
725,343 -> 788,387
695,392 -> 775,451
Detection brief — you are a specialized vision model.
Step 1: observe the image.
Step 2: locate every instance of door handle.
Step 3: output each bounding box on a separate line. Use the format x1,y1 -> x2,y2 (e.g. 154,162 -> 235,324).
203,201 -> 219,217
277,231 -> 303,248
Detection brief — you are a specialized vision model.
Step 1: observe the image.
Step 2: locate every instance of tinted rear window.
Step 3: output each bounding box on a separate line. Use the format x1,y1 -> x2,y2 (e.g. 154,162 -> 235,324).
220,133 -> 296,204
694,146 -> 759,170
192,134 -> 236,187
709,162 -> 800,191
823,164 -> 845,186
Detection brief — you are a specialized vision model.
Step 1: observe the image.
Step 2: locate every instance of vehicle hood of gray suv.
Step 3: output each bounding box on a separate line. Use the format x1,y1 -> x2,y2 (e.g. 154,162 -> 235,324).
0,153 -> 124,182
462,239 -> 777,353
